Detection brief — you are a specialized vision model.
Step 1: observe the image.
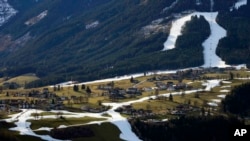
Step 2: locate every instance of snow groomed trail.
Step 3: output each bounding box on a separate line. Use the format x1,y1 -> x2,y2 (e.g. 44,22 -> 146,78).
162,12 -> 228,68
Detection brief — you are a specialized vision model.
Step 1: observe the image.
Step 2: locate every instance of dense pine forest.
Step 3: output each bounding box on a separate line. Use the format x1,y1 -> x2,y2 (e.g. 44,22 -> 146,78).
222,82 -> 250,117
130,116 -> 243,141
217,2 -> 250,68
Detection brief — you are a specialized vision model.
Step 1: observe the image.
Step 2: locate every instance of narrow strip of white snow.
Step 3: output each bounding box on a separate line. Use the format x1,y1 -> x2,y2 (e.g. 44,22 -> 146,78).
217,94 -> 226,98
207,102 -> 218,107
202,80 -> 221,91
220,89 -> 230,93
221,85 -> 231,88
222,81 -> 232,84
236,78 -> 250,80
234,0 -> 247,9
0,0 -> 18,26
162,12 -> 229,68
52,70 -> 177,87
162,0 -> 179,13
211,99 -> 221,103
162,13 -> 192,50
201,12 -> 228,68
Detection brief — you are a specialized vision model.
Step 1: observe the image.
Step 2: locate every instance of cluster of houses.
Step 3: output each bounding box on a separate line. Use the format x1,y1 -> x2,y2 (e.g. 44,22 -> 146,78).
167,104 -> 196,115
98,83 -> 142,100
115,105 -> 154,118
0,88 -> 66,112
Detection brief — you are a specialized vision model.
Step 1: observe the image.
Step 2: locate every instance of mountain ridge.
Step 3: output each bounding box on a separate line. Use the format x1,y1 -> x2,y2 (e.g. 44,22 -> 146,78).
0,0 -> 249,87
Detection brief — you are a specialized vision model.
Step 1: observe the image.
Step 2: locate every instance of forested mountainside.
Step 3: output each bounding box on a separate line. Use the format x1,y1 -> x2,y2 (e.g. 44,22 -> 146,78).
217,3 -> 250,66
0,0 -> 249,87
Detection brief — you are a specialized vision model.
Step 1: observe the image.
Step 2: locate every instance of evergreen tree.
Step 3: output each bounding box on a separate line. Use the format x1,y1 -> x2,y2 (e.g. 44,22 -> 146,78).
81,84 -> 86,90
169,93 -> 173,101
229,72 -> 234,80
155,88 -> 159,97
130,76 -> 134,83
53,85 -> 57,91
51,98 -> 55,104
73,85 -> 79,91
86,86 -> 92,94
57,85 -> 61,91
194,92 -> 199,98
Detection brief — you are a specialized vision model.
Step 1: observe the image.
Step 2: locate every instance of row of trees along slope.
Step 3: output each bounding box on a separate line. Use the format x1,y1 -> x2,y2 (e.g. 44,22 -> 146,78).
216,2 -> 250,68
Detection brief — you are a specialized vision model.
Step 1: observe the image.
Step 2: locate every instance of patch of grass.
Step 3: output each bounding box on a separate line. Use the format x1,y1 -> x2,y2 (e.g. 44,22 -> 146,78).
72,122 -> 123,141
132,99 -> 179,113
203,73 -> 228,79
0,121 -> 16,128
31,112 -> 74,117
0,112 -> 9,119
188,81 -> 203,89
16,134 -> 45,141
0,74 -> 40,87
101,113 -> 111,117
28,117 -> 106,130
245,119 -> 250,125
34,130 -> 50,135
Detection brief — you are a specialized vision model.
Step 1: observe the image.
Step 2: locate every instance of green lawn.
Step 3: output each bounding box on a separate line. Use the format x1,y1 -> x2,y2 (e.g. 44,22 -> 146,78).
28,117 -> 106,130
0,73 -> 40,87
31,112 -> 74,117
34,122 -> 123,141
73,123 -> 123,141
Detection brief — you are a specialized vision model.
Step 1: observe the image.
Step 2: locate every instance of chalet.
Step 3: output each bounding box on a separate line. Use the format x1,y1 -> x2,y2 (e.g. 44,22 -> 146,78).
98,85 -> 113,90
143,87 -> 153,92
59,96 -> 68,101
109,94 -> 126,100
171,110 -> 185,115
175,83 -> 187,90
155,82 -> 167,90
126,87 -> 141,95
108,88 -> 126,95
43,88 -> 49,93
81,105 -> 90,111
147,77 -> 155,82
19,101 -> 30,109
71,96 -> 77,100
5,99 -> 24,108
131,79 -> 140,84
223,67 -> 237,71
168,74 -> 179,80
0,104 -> 7,111
3,82 -> 20,89
0,99 -> 5,104
28,90 -> 40,97
167,85 -> 175,91
176,104 -> 191,111
167,81 -> 174,86
157,75 -> 169,81
50,103 -> 64,110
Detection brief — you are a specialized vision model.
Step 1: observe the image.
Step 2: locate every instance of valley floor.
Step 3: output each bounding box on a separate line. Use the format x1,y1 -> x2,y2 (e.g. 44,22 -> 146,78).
1,71 -> 250,141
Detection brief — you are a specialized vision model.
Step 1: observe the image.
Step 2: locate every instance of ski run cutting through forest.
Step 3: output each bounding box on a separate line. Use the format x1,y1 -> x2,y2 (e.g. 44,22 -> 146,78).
2,0 -> 249,141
